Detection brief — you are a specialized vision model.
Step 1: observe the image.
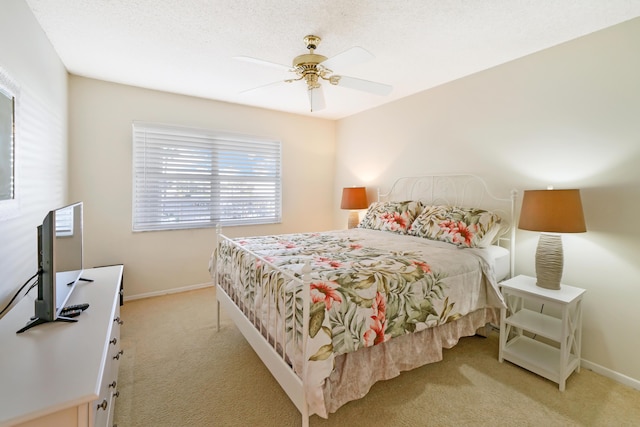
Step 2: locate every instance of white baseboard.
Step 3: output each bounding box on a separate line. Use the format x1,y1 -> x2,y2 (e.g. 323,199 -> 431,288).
123,281 -> 215,302
581,359 -> 640,391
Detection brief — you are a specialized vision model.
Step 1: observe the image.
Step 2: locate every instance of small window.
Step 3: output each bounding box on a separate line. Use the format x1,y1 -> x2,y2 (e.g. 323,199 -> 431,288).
132,122 -> 282,232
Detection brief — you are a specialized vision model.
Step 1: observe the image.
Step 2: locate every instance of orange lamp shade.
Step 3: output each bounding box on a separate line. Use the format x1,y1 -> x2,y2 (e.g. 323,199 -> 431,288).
518,189 -> 586,233
340,187 -> 368,210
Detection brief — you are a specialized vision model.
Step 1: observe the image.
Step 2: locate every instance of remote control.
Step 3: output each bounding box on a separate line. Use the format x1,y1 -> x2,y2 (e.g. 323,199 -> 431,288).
63,303 -> 90,312
59,309 -> 82,318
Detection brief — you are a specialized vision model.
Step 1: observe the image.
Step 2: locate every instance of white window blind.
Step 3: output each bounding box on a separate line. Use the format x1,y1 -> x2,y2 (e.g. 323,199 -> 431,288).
132,122 -> 281,231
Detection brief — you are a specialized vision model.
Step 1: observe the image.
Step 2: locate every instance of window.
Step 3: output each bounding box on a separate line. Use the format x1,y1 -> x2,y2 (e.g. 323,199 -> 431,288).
132,122 -> 281,232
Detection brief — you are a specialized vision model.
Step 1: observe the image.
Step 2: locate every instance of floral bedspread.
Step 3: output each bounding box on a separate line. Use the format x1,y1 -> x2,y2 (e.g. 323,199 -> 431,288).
215,228 -> 504,417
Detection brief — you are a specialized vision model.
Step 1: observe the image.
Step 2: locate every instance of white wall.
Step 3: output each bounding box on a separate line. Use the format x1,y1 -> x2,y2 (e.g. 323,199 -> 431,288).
68,76 -> 336,298
334,18 -> 640,384
0,0 -> 68,314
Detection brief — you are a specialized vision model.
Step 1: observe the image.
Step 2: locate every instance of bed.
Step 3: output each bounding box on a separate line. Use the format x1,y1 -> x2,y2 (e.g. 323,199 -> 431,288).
213,174 -> 516,426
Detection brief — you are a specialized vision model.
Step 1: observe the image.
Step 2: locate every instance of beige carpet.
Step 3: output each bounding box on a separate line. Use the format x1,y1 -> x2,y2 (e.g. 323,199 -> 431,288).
114,287 -> 640,426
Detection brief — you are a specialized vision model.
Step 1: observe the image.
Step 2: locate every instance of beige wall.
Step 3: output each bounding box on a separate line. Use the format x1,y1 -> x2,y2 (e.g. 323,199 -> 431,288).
335,18 -> 640,384
68,76 -> 336,298
0,0 -> 68,313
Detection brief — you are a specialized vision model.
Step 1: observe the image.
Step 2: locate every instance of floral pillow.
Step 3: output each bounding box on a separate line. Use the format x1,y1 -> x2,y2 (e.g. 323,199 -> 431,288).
408,205 -> 502,248
358,201 -> 423,234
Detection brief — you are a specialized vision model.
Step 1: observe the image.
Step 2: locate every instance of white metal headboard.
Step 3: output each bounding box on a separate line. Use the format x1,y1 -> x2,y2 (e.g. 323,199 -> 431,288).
378,174 -> 517,277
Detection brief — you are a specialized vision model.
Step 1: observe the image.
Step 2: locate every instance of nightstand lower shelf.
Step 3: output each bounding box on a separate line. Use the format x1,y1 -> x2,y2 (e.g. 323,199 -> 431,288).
502,335 -> 580,386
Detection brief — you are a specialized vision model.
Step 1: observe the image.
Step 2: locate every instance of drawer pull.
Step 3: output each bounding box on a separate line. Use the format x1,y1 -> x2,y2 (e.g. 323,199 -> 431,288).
114,317 -> 124,325
110,337 -> 118,345
113,350 -> 124,360
114,391 -> 120,398
109,380 -> 117,389
97,399 -> 108,411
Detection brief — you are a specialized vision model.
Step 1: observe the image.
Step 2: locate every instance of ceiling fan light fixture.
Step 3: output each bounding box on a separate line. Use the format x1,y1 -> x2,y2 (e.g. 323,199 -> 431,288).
305,73 -> 321,90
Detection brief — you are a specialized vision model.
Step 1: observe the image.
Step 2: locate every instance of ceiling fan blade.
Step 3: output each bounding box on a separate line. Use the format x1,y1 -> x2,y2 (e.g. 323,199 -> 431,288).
239,79 -> 286,95
335,75 -> 392,96
321,46 -> 374,71
234,56 -> 292,72
308,87 -> 326,112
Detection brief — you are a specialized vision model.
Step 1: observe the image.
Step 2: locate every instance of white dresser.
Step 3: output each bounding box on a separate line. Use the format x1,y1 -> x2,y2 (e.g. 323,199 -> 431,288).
0,265 -> 123,427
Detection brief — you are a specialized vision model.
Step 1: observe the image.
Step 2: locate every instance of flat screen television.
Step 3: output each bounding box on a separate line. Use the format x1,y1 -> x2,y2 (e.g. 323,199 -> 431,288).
17,202 -> 84,333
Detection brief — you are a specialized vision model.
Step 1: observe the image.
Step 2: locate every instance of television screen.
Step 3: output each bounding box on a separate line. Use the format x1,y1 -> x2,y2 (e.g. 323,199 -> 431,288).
52,202 -> 84,315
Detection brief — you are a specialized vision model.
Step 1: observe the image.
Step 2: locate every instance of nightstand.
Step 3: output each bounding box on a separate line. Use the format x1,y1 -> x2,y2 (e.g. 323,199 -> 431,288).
499,274 -> 586,391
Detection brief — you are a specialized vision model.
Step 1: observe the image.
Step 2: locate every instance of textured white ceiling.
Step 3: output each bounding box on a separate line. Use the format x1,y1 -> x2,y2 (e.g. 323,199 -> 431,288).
25,0 -> 640,119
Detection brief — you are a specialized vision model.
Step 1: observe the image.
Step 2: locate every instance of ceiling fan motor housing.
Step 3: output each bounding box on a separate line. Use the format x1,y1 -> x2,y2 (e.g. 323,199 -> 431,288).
292,53 -> 327,68
293,36 -> 329,90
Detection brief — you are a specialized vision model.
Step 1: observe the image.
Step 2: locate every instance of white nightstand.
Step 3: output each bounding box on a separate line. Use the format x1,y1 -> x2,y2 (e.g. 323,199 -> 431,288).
498,274 -> 586,391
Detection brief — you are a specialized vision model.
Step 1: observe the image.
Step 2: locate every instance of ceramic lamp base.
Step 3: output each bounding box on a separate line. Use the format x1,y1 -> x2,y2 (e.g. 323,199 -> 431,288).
347,211 -> 360,229
535,233 -> 563,290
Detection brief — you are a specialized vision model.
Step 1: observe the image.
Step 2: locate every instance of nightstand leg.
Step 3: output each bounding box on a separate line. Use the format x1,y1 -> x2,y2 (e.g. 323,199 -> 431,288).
575,300 -> 583,373
499,307 -> 506,362
559,304 -> 570,391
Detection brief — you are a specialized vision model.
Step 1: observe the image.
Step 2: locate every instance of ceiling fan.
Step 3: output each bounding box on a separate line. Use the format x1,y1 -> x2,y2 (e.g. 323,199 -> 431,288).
235,35 -> 393,112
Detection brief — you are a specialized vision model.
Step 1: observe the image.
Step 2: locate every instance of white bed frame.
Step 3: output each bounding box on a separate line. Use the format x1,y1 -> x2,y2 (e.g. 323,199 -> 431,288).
214,174 -> 517,427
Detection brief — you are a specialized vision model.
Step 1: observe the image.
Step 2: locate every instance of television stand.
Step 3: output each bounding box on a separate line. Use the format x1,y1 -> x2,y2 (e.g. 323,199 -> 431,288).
16,314 -> 78,334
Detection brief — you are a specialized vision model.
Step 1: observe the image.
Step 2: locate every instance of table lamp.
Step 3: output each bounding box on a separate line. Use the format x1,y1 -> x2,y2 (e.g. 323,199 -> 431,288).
518,188 -> 586,290
341,187 -> 368,229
